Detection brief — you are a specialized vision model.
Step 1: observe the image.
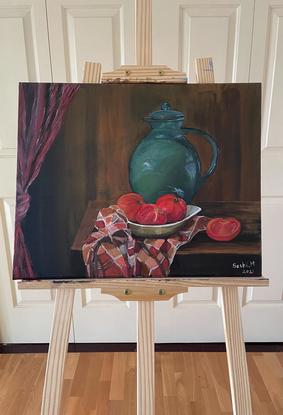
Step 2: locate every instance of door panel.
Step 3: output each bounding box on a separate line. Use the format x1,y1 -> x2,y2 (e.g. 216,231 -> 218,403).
151,0 -> 254,342
246,0 -> 283,341
46,0 -> 135,81
45,0 -> 137,343
152,0 -> 254,82
153,0 -> 282,341
0,0 -> 55,342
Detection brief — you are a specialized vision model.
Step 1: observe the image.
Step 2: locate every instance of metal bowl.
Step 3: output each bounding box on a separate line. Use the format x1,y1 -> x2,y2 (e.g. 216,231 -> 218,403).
128,205 -> 201,238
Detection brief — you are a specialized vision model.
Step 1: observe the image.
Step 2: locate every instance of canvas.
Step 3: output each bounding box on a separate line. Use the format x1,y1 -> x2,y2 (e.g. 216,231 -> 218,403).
13,82 -> 261,280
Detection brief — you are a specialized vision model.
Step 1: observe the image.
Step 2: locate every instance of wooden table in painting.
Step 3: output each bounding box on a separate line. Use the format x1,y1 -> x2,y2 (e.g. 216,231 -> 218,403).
72,200 -> 261,277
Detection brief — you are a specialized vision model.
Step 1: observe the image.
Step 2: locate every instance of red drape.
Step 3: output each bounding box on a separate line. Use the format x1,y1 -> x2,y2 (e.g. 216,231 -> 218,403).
13,83 -> 80,279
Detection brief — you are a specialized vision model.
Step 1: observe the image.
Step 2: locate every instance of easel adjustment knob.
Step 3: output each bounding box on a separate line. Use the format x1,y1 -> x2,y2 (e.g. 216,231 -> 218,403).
124,288 -> 131,295
159,288 -> 166,295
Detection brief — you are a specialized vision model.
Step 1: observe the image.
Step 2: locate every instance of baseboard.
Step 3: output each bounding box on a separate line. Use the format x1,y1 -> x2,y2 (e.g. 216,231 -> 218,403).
0,342 -> 282,354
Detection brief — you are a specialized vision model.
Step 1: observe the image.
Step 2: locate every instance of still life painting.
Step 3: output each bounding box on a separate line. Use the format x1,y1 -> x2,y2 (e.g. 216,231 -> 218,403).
13,82 -> 261,279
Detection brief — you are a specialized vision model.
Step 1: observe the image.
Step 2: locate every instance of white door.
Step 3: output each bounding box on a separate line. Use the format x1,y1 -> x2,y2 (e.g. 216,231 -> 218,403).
152,0 -> 262,342
246,0 -> 283,340
152,0 -> 283,341
46,0 -> 135,82
0,0 -> 136,343
0,0 -> 282,344
0,0 -> 56,343
45,0 -> 137,343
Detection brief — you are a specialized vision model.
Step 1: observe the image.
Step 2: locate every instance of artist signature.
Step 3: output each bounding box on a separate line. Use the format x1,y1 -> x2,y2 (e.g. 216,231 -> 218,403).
232,260 -> 255,274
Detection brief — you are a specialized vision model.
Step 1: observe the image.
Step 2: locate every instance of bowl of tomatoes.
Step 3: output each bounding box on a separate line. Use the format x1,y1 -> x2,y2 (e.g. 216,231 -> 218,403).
117,193 -> 201,238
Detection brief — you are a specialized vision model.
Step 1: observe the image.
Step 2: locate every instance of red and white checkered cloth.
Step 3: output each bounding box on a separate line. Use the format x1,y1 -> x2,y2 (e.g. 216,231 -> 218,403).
82,205 -> 209,278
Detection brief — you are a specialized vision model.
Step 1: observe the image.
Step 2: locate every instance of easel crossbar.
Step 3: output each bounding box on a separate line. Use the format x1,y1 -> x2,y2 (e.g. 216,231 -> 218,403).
18,277 -> 269,290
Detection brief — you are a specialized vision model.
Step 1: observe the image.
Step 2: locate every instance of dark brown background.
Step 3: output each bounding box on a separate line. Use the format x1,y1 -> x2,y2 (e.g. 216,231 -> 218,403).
23,83 -> 261,278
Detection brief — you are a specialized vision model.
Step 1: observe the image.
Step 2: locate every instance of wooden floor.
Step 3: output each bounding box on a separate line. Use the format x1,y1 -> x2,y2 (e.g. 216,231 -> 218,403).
0,351 -> 282,414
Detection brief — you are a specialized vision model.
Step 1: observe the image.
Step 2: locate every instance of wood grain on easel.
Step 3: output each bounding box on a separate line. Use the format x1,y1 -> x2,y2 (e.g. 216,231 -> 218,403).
102,65 -> 187,83
18,277 -> 269,291
41,288 -> 75,415
221,287 -> 253,415
136,0 -> 152,65
102,284 -> 188,301
137,301 -> 155,415
83,62 -> 102,83
195,57 -> 215,83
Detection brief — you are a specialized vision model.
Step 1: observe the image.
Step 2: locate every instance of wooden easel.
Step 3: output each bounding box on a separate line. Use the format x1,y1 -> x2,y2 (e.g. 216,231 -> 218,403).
18,2 -> 269,415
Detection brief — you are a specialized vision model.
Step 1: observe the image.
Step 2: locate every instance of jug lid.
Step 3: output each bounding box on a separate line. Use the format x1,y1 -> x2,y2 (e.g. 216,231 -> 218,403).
146,102 -> 184,121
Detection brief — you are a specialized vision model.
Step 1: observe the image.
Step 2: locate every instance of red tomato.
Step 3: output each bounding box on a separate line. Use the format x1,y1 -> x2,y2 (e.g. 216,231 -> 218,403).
156,194 -> 187,223
117,193 -> 144,221
206,217 -> 241,241
135,204 -> 167,225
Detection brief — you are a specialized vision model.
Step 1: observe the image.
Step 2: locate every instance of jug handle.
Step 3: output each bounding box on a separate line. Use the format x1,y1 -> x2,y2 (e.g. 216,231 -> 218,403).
182,127 -> 219,193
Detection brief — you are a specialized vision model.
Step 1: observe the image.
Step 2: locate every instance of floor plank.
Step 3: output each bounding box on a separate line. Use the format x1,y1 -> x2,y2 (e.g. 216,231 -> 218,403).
0,352 -> 282,414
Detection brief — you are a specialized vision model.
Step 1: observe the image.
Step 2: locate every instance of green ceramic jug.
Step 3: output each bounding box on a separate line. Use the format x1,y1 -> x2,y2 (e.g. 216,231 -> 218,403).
129,102 -> 219,203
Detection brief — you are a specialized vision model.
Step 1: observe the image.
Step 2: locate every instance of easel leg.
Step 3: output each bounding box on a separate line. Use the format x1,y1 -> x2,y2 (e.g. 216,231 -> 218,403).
137,301 -> 155,415
41,288 -> 75,415
221,287 -> 253,415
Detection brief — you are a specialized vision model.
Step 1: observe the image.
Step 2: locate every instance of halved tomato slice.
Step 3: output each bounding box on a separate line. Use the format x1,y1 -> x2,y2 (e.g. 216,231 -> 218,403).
206,217 -> 241,242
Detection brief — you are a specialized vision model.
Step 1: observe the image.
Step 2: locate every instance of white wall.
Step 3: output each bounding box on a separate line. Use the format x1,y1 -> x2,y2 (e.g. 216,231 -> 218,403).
0,0 -> 282,343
